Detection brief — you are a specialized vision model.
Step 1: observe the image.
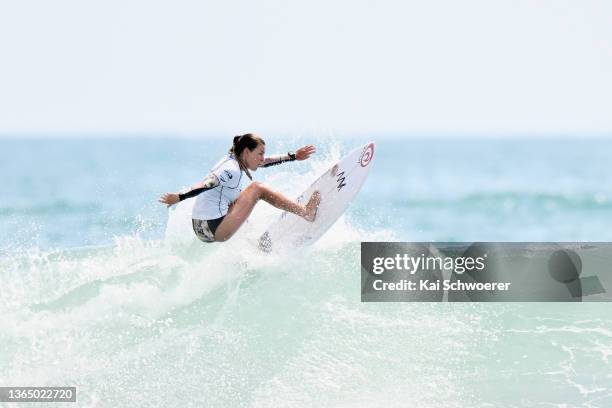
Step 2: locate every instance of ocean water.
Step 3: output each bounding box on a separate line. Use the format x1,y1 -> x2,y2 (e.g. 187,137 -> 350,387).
1,136 -> 612,407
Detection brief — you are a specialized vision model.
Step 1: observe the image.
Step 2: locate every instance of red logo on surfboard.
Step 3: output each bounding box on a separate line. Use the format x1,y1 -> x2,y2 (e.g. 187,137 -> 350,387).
360,143 -> 374,167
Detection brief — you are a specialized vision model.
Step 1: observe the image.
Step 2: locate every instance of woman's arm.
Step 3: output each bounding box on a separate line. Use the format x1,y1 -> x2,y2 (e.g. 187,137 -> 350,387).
261,145 -> 316,168
261,152 -> 295,168
158,174 -> 219,207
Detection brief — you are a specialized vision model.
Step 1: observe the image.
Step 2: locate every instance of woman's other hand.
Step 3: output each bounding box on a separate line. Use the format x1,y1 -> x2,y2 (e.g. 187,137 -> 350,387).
158,193 -> 180,207
295,145 -> 316,161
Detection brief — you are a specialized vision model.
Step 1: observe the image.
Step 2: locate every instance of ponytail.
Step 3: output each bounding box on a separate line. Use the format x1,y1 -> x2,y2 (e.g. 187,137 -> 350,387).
229,135 -> 242,155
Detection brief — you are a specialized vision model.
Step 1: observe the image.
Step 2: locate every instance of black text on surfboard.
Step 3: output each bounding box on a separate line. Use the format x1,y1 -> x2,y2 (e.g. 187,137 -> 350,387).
336,171 -> 347,192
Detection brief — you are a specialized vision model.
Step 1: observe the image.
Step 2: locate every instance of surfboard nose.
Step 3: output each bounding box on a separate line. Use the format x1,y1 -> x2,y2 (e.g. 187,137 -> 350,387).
259,142 -> 375,252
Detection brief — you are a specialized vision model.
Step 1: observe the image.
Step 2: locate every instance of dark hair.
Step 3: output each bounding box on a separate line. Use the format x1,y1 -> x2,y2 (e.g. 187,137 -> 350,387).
229,133 -> 265,156
229,133 -> 265,180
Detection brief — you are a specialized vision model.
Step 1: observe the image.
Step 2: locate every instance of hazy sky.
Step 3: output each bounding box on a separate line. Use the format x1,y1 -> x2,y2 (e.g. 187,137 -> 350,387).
1,0 -> 611,136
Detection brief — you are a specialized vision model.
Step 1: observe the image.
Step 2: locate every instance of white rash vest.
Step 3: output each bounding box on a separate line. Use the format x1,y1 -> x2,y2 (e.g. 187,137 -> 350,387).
192,154 -> 245,220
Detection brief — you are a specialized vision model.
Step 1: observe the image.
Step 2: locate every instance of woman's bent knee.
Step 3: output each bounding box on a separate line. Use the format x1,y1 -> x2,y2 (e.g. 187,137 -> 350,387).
245,181 -> 268,197
247,181 -> 263,189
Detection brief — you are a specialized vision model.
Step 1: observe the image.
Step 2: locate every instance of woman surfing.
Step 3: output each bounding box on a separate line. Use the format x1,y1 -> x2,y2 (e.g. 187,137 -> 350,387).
158,134 -> 321,242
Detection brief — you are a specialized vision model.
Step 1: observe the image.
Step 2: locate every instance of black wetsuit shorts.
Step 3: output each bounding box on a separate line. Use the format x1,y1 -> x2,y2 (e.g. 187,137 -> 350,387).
191,216 -> 224,243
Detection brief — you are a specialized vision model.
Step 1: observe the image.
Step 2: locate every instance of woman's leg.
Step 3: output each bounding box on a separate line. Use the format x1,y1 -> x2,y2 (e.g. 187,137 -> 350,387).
214,182 -> 320,242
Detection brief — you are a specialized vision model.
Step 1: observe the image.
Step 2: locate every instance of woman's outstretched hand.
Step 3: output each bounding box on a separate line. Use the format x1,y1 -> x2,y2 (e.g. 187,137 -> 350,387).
295,145 -> 316,161
159,192 -> 180,207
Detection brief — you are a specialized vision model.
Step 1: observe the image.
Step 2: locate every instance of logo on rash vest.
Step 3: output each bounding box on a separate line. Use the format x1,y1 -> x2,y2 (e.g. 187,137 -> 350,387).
359,143 -> 375,167
336,171 -> 347,191
224,170 -> 233,179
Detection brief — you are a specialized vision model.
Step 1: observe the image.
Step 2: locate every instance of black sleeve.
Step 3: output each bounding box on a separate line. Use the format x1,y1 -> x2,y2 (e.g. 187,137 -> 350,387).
178,174 -> 219,201
178,187 -> 209,201
261,153 -> 296,168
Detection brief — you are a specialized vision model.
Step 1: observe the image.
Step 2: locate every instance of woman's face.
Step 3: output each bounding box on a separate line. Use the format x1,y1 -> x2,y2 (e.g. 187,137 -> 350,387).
242,143 -> 265,171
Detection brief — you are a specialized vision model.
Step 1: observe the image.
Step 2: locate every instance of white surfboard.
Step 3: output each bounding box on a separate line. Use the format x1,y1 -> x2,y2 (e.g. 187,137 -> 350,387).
258,142 -> 375,252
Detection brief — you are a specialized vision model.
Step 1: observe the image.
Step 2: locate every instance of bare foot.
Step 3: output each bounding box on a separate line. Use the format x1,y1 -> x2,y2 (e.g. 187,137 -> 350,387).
303,191 -> 321,222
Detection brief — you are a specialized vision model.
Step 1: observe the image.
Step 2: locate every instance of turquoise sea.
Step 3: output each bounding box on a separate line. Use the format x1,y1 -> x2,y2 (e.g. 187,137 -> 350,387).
1,135 -> 612,407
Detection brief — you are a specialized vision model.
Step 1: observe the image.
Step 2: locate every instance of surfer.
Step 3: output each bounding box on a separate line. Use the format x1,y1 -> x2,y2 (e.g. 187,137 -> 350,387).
158,133 -> 321,243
